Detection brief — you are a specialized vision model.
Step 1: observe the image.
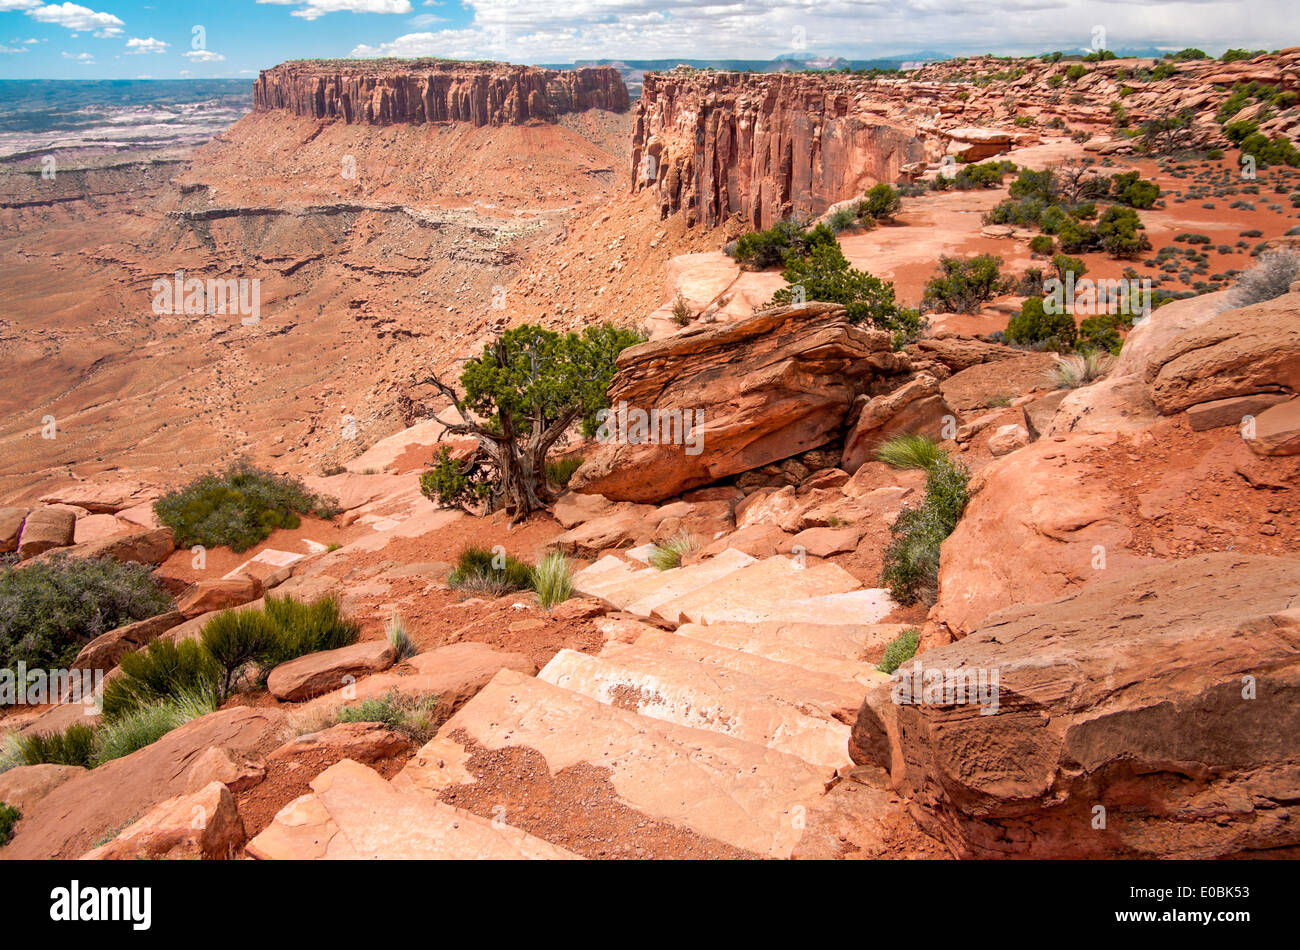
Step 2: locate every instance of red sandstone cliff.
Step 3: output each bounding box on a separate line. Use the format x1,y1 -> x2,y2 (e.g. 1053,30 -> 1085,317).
254,60 -> 629,126
631,71 -> 927,229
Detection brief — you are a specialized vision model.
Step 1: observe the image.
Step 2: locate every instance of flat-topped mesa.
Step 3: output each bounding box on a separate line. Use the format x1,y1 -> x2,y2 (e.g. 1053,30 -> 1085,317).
632,70 -> 928,229
254,59 -> 630,127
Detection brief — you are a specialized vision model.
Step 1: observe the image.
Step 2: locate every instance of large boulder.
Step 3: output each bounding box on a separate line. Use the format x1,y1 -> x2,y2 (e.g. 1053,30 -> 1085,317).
1,707 -> 287,859
176,575 -> 263,619
24,526 -> 174,568
840,374 -> 954,473
16,506 -> 75,559
72,611 -> 186,674
80,781 -> 246,860
852,554 -> 1300,858
1146,293 -> 1300,414
1245,397 -> 1300,456
570,303 -> 907,503
1111,290 -> 1232,380
266,641 -> 397,702
0,507 -> 30,553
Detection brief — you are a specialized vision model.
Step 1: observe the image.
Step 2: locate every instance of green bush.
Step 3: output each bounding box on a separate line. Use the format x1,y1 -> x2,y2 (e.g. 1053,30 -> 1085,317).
1110,171 -> 1160,209
1028,234 -> 1054,255
922,254 -> 1004,313
881,454 -> 970,606
545,456 -> 584,488
12,723 -> 96,768
420,446 -> 490,509
447,546 -> 535,597
0,802 -> 18,846
154,463 -> 339,553
386,612 -> 418,661
1078,316 -> 1124,354
101,638 -> 221,721
860,183 -> 901,220
770,241 -> 922,335
0,556 -> 173,671
259,595 -> 359,671
648,532 -> 696,571
532,552 -> 574,609
92,689 -> 216,766
1006,297 -> 1078,350
1051,253 -> 1087,283
201,609 -> 279,700
876,629 -> 921,674
876,434 -> 945,471
733,221 -> 836,270
1096,205 -> 1152,258
336,691 -> 439,744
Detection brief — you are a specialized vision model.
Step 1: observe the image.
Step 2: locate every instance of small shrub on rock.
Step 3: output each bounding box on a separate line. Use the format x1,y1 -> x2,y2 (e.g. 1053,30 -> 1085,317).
92,688 -> 216,766
12,723 -> 96,768
448,546 -> 535,597
881,454 -> 971,606
101,638 -> 221,721
649,532 -> 697,571
876,434 -> 945,471
1229,250 -> 1300,306
876,628 -> 921,674
532,552 -> 574,609
0,802 -> 18,845
860,183 -> 902,221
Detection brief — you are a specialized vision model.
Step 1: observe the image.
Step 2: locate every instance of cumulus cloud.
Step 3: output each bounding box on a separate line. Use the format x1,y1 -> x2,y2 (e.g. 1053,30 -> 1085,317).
257,0 -> 413,21
0,0 -> 42,11
349,0 -> 1295,62
125,36 -> 169,54
27,2 -> 125,38
184,49 -> 226,62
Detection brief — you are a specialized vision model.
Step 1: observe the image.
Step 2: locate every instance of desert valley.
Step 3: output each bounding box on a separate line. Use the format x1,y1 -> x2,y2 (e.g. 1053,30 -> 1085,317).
0,31 -> 1298,878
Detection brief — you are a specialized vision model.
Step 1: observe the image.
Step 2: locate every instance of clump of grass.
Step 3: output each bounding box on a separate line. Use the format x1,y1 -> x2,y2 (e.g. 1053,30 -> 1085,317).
546,456 -> 584,488
0,801 -> 19,845
876,628 -> 921,674
101,638 -> 221,721
876,434 -> 945,471
335,691 -> 439,744
153,461 -> 340,553
880,453 -> 971,606
386,611 -> 418,661
532,552 -> 574,609
1046,351 -> 1115,389
12,722 -> 96,768
648,531 -> 697,571
670,291 -> 695,326
0,556 -> 174,671
258,595 -> 359,672
92,686 -> 217,766
447,546 -> 534,597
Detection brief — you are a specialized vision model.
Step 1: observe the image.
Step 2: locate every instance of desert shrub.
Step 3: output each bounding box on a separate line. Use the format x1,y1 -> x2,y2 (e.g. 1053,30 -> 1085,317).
336,691 -> 439,744
1237,131 -> 1300,168
669,291 -> 694,326
532,552 -> 574,609
545,456 -> 584,488
860,183 -> 902,220
985,196 -> 1048,227
100,638 -> 221,721
258,595 -> 359,671
1229,250 -> 1300,306
876,629 -> 921,675
0,556 -> 173,672
1028,234 -> 1055,255
1051,253 -> 1088,282
92,688 -> 216,766
876,434 -> 945,471
649,531 -> 697,571
1006,297 -> 1078,350
770,241 -> 922,335
201,609 -> 279,700
154,463 -> 339,553
1110,171 -> 1160,208
386,612 -> 418,661
733,220 -> 835,270
12,723 -> 96,768
827,205 -> 859,233
1047,351 -> 1115,389
1221,49 -> 1266,63
1016,267 -> 1045,296
881,454 -> 970,606
447,546 -> 534,597
948,160 -> 1016,191
922,254 -> 1004,313
1064,64 -> 1087,82
0,802 -> 18,845
1078,315 -> 1124,354
1096,205 -> 1151,258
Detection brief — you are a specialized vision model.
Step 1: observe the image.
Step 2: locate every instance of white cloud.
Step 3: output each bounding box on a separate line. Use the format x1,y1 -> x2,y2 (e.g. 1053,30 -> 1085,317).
184,49 -> 226,62
60,49 -> 94,62
27,3 -> 125,37
0,0 -> 42,11
125,36 -> 168,54
0,44 -> 30,53
349,0 -> 1297,63
257,0 -> 413,21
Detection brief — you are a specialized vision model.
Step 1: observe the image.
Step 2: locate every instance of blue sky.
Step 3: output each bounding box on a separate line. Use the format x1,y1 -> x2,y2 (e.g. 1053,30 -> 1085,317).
0,0 -> 1294,80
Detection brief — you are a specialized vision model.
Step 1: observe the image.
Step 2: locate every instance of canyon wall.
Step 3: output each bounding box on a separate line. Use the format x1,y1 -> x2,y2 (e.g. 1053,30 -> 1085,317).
631,71 -> 928,229
254,60 -> 630,126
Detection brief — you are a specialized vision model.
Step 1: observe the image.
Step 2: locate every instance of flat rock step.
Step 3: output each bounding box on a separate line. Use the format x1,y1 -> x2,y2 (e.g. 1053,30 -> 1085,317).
572,554 -> 657,601
674,622 -> 890,685
247,758 -> 579,860
540,645 -> 853,770
631,628 -> 876,710
688,587 -> 898,627
679,621 -> 914,663
655,557 -> 864,626
409,668 -> 833,858
618,548 -> 756,618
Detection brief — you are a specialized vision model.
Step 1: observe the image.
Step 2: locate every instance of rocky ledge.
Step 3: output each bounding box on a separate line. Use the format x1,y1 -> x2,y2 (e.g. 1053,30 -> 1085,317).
254,59 -> 630,127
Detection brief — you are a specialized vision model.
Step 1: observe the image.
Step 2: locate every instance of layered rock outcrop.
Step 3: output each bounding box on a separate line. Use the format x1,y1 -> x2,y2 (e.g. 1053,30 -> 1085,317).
569,303 -> 911,503
632,71 -> 927,229
254,60 -> 629,126
852,554 -> 1300,859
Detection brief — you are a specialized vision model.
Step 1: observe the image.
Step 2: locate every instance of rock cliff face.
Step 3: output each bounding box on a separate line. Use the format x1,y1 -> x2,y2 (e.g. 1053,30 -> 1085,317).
631,71 -> 927,229
254,60 -> 629,126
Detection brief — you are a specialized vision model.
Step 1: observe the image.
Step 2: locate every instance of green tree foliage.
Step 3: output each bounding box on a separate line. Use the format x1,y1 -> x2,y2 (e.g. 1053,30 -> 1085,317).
421,324 -> 642,520
921,254 -> 1005,313
1006,297 -> 1079,349
859,183 -> 902,220
771,242 -> 922,335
